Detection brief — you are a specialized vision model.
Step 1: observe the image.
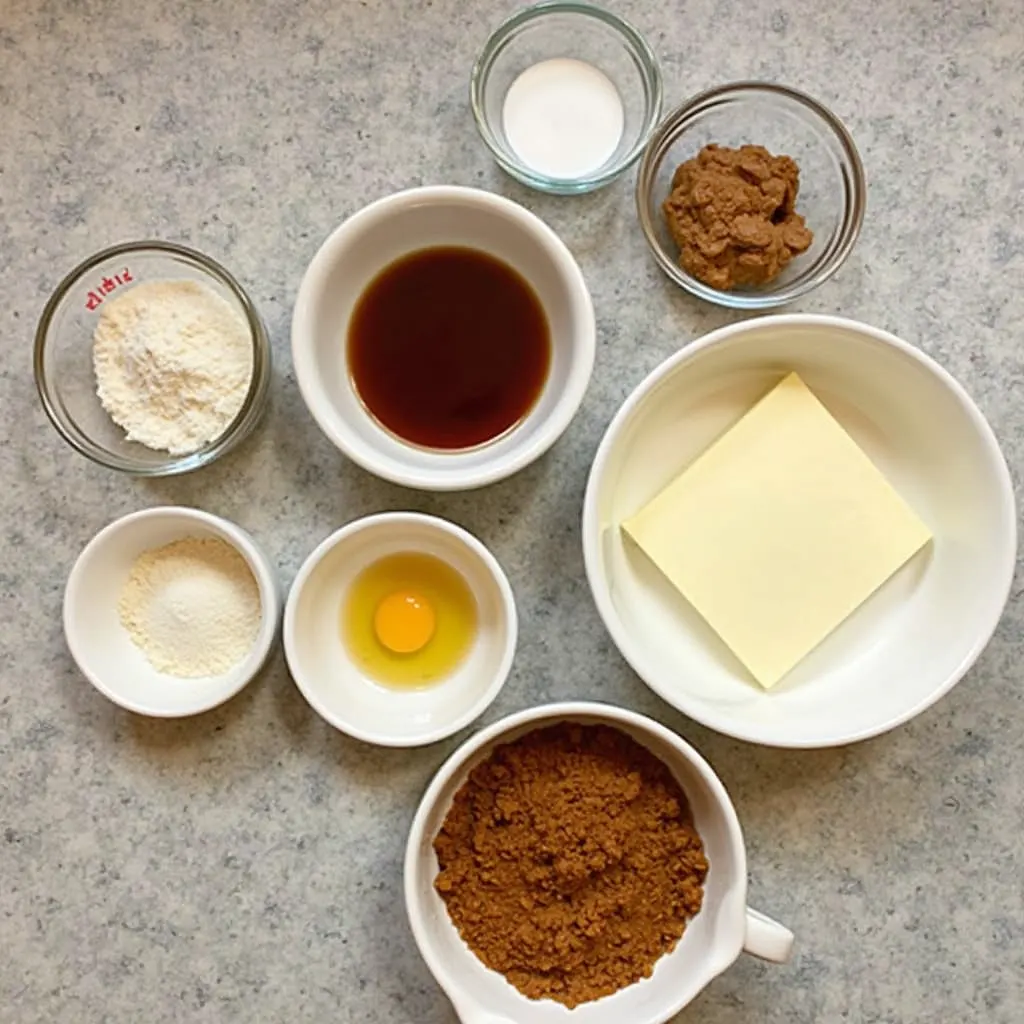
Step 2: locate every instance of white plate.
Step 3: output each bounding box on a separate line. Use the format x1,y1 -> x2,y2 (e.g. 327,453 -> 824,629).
583,315 -> 1016,747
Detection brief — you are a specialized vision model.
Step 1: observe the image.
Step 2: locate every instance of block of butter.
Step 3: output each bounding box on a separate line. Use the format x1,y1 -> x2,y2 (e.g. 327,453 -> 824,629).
622,372 -> 932,689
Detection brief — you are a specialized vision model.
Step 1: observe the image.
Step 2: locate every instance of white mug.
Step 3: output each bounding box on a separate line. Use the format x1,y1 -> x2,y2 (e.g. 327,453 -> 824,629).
405,702 -> 794,1024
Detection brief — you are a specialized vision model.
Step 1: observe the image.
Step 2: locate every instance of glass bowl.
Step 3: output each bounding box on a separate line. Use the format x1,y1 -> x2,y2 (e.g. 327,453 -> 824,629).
35,241 -> 271,475
470,1 -> 663,195
636,82 -> 866,309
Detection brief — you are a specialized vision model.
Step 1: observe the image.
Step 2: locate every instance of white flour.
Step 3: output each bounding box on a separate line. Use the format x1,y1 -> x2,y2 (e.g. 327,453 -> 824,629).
92,279 -> 254,455
119,536 -> 262,678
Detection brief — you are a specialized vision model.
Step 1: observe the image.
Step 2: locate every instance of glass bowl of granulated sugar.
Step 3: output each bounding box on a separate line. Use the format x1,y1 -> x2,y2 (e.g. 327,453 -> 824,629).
35,241 -> 271,475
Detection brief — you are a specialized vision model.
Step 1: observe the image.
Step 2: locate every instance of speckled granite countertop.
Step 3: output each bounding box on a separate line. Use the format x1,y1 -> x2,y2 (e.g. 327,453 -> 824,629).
2,1 -> 1022,1021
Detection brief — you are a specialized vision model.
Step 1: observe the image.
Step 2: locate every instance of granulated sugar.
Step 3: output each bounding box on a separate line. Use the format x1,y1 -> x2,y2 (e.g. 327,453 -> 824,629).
118,536 -> 262,678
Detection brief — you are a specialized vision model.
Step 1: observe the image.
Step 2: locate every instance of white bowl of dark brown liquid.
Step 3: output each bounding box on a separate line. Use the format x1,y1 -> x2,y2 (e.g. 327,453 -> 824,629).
291,185 -> 596,491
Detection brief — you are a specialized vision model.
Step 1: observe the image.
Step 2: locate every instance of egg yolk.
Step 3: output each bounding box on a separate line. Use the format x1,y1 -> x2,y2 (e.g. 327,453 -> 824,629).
373,590 -> 436,654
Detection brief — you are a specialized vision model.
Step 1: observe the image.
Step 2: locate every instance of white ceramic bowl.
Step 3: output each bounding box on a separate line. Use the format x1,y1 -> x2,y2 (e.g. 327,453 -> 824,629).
583,315 -> 1017,748
405,702 -> 793,1024
63,506 -> 281,717
291,186 -> 595,491
284,512 -> 517,746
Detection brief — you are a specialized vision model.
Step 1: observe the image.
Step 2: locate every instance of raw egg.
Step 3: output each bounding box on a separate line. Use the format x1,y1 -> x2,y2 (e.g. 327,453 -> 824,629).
341,552 -> 477,688
374,590 -> 436,654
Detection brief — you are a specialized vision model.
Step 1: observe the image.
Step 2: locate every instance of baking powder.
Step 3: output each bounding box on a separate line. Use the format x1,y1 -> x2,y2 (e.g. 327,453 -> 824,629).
502,58 -> 624,179
119,536 -> 262,678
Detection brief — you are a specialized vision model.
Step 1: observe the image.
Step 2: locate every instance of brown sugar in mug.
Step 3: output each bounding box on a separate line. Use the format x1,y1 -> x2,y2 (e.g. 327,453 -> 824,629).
404,702 -> 793,1024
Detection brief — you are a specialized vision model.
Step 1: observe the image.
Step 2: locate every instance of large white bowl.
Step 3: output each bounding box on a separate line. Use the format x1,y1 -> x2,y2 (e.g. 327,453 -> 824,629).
63,507 -> 281,717
583,315 -> 1016,748
284,512 -> 517,746
291,186 -> 596,491
405,702 -> 793,1024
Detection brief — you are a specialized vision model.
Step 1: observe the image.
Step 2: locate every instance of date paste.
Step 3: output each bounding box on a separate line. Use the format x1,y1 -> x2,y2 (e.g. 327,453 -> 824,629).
663,143 -> 814,291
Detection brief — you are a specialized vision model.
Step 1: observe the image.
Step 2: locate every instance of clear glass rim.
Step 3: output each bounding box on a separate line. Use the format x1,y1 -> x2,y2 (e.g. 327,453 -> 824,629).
635,81 -> 867,309
34,239 -> 270,476
470,0 -> 664,195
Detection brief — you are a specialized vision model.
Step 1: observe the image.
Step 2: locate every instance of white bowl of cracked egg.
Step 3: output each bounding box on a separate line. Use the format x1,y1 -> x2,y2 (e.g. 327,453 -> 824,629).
64,507 -> 281,716
284,512 -> 517,747
35,241 -> 271,476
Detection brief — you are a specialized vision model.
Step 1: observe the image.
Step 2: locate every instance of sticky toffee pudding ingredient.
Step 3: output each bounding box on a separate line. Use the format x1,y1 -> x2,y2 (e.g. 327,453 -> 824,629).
663,143 -> 814,290
433,723 -> 708,1008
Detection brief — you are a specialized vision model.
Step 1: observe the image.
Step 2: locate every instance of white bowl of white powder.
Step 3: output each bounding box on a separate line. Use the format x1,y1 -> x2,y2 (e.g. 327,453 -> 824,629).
64,507 -> 281,716
35,241 -> 270,475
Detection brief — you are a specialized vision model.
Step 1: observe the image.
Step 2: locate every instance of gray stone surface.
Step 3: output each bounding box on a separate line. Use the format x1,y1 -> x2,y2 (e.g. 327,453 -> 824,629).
1,0 -> 1022,1021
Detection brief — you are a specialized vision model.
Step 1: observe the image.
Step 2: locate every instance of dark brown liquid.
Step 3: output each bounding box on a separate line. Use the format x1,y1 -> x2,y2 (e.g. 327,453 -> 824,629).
348,246 -> 551,450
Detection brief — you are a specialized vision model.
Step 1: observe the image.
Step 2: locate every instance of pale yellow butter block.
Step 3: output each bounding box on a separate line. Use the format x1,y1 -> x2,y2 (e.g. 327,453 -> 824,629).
622,372 -> 932,689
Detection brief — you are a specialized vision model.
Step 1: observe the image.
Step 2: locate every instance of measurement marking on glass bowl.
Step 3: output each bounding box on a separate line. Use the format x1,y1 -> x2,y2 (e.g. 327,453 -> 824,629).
84,267 -> 134,311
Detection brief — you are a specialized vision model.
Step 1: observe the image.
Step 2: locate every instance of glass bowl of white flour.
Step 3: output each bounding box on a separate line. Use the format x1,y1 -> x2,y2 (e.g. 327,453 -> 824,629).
34,241 -> 270,475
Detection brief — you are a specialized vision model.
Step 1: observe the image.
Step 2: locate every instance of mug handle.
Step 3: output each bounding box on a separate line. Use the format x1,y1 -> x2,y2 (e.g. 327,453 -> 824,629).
744,907 -> 795,963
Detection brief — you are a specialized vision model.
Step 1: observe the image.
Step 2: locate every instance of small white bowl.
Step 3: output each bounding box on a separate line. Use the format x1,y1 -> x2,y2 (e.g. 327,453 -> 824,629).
583,315 -> 1017,748
405,702 -> 793,1024
283,512 -> 517,746
291,185 -> 595,491
63,506 -> 281,717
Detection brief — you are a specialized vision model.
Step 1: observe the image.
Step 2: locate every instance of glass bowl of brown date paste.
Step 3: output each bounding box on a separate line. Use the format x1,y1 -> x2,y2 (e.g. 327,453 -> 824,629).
636,81 -> 866,309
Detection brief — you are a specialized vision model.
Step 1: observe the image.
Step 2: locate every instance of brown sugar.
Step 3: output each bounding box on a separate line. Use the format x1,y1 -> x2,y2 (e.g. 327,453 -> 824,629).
663,143 -> 814,291
432,723 -> 708,1008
